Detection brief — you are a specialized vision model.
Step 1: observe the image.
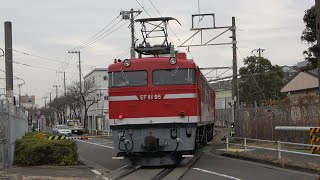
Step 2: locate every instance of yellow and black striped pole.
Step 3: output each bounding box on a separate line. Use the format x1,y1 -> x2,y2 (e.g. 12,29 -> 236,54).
310,128 -> 320,154
47,135 -> 66,140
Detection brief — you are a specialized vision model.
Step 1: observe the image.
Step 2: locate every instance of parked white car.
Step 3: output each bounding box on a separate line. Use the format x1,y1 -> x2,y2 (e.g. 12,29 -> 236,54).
53,125 -> 72,136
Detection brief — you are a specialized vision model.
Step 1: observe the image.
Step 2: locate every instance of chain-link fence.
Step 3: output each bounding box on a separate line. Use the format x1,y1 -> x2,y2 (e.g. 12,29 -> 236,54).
235,103 -> 320,143
0,99 -> 28,168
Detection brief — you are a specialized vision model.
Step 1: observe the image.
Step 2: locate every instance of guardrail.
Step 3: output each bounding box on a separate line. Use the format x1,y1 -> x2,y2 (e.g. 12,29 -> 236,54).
88,129 -> 113,138
225,136 -> 320,159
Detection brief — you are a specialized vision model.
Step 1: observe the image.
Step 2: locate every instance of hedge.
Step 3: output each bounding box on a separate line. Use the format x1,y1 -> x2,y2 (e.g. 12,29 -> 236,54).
14,132 -> 78,166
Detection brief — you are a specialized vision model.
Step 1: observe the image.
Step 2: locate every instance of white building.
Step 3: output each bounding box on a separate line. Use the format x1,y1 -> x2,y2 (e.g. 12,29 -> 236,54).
84,68 -> 110,131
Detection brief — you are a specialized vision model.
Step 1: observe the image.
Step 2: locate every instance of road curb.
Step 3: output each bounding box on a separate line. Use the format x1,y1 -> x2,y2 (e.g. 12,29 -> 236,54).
221,153 -> 320,174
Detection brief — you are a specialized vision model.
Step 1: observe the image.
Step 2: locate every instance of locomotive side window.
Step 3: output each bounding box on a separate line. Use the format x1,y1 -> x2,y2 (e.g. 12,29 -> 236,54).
153,68 -> 196,85
108,70 -> 148,87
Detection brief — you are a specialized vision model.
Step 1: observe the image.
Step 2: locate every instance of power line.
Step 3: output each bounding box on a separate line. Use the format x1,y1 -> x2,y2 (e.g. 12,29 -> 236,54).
78,19 -> 129,50
135,0 -> 153,17
1,58 -> 77,74
12,49 -> 94,68
0,68 -> 25,80
59,53 -> 74,72
70,14 -> 122,51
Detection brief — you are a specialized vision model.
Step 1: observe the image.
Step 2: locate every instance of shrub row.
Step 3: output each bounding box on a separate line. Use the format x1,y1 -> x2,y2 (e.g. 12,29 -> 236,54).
14,132 -> 78,166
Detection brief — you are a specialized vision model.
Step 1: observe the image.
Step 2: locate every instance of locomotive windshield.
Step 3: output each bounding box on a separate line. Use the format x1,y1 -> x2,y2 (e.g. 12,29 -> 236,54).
109,70 -> 148,87
153,68 -> 196,85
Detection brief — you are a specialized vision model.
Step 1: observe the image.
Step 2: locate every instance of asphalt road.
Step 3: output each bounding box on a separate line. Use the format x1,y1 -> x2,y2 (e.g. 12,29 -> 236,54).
76,138 -> 319,180
184,153 -> 318,180
76,137 -> 126,173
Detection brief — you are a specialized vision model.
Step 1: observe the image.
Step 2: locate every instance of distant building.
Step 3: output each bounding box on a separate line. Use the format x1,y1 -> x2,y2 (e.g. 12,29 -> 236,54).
281,68 -> 319,97
20,95 -> 36,109
83,68 -> 109,132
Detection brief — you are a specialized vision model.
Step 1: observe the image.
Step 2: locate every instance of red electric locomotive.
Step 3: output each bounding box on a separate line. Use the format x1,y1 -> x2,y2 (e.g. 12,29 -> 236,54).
108,17 -> 215,166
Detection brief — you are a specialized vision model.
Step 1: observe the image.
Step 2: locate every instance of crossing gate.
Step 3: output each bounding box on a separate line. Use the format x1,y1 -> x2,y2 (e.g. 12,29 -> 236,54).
47,135 -> 66,140
47,135 -> 88,140
310,128 -> 320,154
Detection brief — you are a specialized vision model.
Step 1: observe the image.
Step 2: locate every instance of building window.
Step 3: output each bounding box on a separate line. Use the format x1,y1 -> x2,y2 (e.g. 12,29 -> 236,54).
103,76 -> 108,81
104,96 -> 108,100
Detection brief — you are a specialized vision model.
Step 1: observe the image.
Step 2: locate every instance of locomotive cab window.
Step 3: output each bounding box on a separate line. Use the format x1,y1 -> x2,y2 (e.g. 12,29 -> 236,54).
153,68 -> 196,85
109,70 -> 148,87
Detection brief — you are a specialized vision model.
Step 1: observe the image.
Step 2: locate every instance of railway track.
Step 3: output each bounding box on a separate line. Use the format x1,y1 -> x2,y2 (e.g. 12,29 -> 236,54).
109,152 -> 202,180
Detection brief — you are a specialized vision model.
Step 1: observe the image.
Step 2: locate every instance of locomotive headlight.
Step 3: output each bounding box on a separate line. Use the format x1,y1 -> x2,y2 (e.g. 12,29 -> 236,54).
169,57 -> 177,65
123,59 -> 131,67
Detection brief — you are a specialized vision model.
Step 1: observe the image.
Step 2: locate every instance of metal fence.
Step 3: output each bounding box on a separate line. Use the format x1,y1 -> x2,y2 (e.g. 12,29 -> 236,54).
0,99 -> 28,168
235,103 -> 320,142
225,137 -> 320,159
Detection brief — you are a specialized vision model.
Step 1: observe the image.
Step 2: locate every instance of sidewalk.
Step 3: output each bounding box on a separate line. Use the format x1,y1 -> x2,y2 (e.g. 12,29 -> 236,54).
0,166 -> 105,180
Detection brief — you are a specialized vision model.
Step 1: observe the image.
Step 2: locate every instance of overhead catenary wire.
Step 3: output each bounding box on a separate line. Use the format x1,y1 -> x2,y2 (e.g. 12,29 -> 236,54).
145,0 -> 195,59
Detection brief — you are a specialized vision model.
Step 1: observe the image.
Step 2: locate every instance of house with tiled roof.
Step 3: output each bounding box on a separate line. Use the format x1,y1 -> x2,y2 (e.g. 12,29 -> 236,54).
281,68 -> 319,97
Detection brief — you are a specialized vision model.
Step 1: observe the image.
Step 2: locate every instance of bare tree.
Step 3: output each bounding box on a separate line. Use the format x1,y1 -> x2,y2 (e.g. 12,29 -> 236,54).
68,79 -> 99,129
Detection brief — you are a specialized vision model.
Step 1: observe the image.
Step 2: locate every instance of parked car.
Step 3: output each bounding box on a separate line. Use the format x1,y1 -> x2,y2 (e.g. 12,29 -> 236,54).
53,125 -> 72,136
66,119 -> 84,135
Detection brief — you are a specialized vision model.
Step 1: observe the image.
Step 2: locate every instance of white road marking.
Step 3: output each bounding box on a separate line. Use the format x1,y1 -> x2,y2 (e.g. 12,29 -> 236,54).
193,168 -> 243,180
76,140 -> 114,149
91,169 -> 102,175
111,165 -> 128,173
91,169 -> 110,180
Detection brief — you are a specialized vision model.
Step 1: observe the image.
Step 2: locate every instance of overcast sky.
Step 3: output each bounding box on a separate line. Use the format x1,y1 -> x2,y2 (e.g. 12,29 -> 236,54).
0,0 -> 315,107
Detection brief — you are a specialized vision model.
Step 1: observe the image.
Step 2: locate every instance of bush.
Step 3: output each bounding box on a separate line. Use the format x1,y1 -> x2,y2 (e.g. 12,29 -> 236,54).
14,132 -> 78,166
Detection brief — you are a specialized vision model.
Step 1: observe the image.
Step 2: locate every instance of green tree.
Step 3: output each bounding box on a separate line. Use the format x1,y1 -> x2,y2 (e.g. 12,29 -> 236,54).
301,5 -> 318,69
239,56 -> 285,107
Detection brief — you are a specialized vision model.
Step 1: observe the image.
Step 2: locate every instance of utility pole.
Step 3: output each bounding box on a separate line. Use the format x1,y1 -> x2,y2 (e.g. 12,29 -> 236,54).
49,92 -> 52,104
120,9 -> 142,59
4,21 -> 13,98
42,96 -> 47,108
64,71 -> 66,96
252,48 -> 265,58
53,85 -> 60,98
316,0 -> 320,96
68,50 -> 82,122
231,17 -> 238,111
68,51 -> 82,94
